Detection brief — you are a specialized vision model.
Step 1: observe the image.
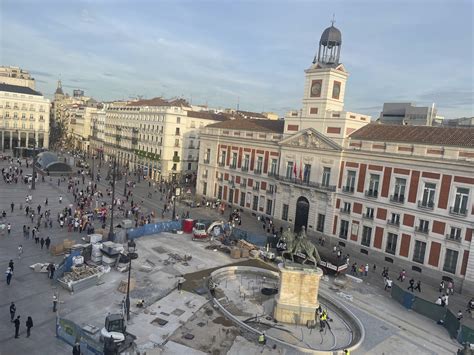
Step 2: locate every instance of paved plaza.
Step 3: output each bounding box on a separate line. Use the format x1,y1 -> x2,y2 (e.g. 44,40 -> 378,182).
0,153 -> 468,354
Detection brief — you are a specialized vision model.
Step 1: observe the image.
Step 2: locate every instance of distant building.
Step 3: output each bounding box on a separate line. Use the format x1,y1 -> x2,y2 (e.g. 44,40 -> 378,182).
378,102 -> 444,126
443,117 -> 474,127
0,82 -> 50,153
0,66 -> 35,89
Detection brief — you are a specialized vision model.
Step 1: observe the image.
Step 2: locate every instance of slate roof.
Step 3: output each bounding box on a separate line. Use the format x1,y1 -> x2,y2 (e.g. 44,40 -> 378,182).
127,97 -> 190,107
186,111 -> 229,122
206,119 -> 285,133
0,83 -> 43,96
350,123 -> 474,148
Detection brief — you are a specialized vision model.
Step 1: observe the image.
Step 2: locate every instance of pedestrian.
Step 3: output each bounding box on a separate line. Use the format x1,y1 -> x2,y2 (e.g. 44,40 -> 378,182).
439,280 -> 445,293
414,280 -> 422,292
447,281 -> 454,295
73,342 -> 81,355
6,267 -> 13,285
407,278 -> 415,292
40,238 -> 45,249
384,277 -> 392,291
48,263 -> 56,279
59,196 -> 62,204
10,302 -> 16,322
9,259 -> 14,272
45,198 -> 48,206
18,245 -> 23,259
457,310 -> 463,321
53,295 -> 58,312
435,296 -> 443,306
26,316 -> 33,337
397,269 -> 406,282
364,264 -> 369,277
14,315 -> 20,338
45,236 -> 51,249
177,276 -> 184,293
11,202 -> 14,213
7,222 -> 11,235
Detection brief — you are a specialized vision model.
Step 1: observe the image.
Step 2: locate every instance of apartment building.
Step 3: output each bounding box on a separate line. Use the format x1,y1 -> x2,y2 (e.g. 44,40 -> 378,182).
0,83 -> 50,153
101,98 -> 228,181
0,66 -> 35,89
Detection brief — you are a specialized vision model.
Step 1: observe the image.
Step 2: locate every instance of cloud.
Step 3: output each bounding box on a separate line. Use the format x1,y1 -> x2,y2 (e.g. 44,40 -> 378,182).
30,70 -> 54,78
417,89 -> 474,108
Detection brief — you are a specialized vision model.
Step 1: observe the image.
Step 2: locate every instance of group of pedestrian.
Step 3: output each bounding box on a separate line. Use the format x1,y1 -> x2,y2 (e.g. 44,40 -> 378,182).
9,302 -> 34,338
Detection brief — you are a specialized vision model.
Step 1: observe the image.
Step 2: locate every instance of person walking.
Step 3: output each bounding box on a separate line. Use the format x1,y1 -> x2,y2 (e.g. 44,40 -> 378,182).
53,294 -> 58,312
18,245 -> 23,259
384,277 -> 393,291
407,278 -> 415,292
11,202 -> 14,213
72,342 -> 81,355
40,238 -> 45,250
14,315 -> 20,338
7,222 -> 11,235
59,196 -> 62,204
397,269 -> 406,282
6,267 -> 13,285
414,280 -> 422,292
45,237 -> 51,249
439,280 -> 445,293
9,259 -> 14,272
364,264 -> 369,277
26,316 -> 33,337
10,302 -> 16,322
447,281 -> 454,295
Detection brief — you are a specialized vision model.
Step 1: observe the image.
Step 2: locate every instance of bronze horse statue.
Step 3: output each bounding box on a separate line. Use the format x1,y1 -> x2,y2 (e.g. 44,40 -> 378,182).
282,227 -> 321,266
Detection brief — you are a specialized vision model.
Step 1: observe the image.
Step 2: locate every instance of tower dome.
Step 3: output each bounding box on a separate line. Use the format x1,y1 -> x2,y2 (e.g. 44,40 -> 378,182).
320,25 -> 342,47
313,22 -> 342,66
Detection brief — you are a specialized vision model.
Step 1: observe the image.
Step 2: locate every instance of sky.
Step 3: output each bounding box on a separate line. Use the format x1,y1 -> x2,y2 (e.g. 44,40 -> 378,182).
0,0 -> 472,119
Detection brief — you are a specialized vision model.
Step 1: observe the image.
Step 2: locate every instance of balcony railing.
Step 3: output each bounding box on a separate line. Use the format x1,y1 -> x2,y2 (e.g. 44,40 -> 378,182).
449,206 -> 467,216
203,159 -> 210,164
266,189 -> 274,195
387,219 -> 400,226
253,186 -> 260,191
362,213 -> 374,220
172,156 -> 180,163
445,234 -> 462,242
342,186 -> 355,193
418,200 -> 434,210
218,162 -> 225,167
268,171 -> 277,177
390,194 -> 405,203
217,176 -> 223,182
365,190 -> 378,198
340,208 -> 351,214
202,173 -> 208,179
240,182 -> 246,187
241,166 -> 249,172
254,169 -> 262,175
274,175 -> 336,192
229,164 -> 237,169
415,226 -> 429,234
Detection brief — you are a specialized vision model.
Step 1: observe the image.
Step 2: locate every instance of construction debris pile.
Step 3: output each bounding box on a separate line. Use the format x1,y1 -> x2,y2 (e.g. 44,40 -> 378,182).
58,264 -> 109,292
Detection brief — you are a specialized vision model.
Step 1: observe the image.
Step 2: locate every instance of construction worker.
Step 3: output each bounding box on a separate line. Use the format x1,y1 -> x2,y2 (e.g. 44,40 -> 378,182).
258,332 -> 266,345
344,350 -> 350,355
319,309 -> 331,331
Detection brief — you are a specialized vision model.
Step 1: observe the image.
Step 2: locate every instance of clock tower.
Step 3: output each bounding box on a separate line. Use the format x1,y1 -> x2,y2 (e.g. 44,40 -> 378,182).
301,23 -> 348,117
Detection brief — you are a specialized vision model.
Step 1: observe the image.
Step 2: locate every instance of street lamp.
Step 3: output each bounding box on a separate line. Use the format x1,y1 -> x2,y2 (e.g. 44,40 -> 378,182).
126,239 -> 136,321
108,157 -> 117,240
31,138 -> 38,190
171,186 -> 181,220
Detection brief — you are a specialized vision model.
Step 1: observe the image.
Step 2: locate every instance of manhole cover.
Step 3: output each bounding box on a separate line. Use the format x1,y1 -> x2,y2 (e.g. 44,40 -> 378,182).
151,317 -> 168,326
197,322 -> 206,327
160,312 -> 170,316
152,246 -> 168,254
171,308 -> 185,316
183,333 -> 195,340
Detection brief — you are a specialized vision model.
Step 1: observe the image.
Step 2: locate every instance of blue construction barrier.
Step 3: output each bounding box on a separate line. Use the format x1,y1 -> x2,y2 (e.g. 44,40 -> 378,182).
127,220 -> 183,240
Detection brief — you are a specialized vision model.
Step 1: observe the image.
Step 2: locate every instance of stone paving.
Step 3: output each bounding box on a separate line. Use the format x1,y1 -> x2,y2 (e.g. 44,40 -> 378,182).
0,153 -> 467,354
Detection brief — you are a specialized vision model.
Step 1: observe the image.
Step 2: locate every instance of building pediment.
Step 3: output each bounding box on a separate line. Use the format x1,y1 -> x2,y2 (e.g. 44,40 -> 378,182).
279,128 -> 342,151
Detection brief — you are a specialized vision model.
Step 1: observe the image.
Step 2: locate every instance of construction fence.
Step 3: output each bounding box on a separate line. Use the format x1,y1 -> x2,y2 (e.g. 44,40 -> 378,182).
391,283 -> 474,344
56,317 -> 103,355
126,220 -> 182,239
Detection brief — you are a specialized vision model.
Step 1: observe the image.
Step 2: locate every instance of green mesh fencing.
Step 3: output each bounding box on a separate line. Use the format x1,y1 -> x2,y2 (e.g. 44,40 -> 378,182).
444,309 -> 460,339
412,296 -> 447,322
391,283 -> 405,304
459,324 -> 474,344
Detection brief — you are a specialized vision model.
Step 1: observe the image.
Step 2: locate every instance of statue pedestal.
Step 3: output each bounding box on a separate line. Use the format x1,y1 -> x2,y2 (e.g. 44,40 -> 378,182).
273,262 -> 323,325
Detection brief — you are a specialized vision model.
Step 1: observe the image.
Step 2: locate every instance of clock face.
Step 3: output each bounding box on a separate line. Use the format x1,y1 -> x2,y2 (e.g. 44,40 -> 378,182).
310,80 -> 322,97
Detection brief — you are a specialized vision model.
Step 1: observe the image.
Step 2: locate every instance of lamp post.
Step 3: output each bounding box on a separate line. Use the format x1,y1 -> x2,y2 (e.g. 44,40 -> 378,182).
31,138 -> 38,190
171,186 -> 181,221
123,169 -> 127,198
108,157 -> 117,240
91,155 -> 95,181
126,239 -> 136,321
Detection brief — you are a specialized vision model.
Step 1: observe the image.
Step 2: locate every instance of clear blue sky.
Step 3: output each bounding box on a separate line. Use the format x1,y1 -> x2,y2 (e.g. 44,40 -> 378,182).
1,0 -> 472,119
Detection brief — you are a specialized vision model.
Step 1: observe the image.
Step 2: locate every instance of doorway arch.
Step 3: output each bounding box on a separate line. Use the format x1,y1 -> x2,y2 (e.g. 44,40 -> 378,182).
294,196 -> 310,233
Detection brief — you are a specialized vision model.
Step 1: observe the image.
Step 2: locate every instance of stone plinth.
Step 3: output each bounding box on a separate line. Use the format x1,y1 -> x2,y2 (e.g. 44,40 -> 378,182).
273,262 -> 323,325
